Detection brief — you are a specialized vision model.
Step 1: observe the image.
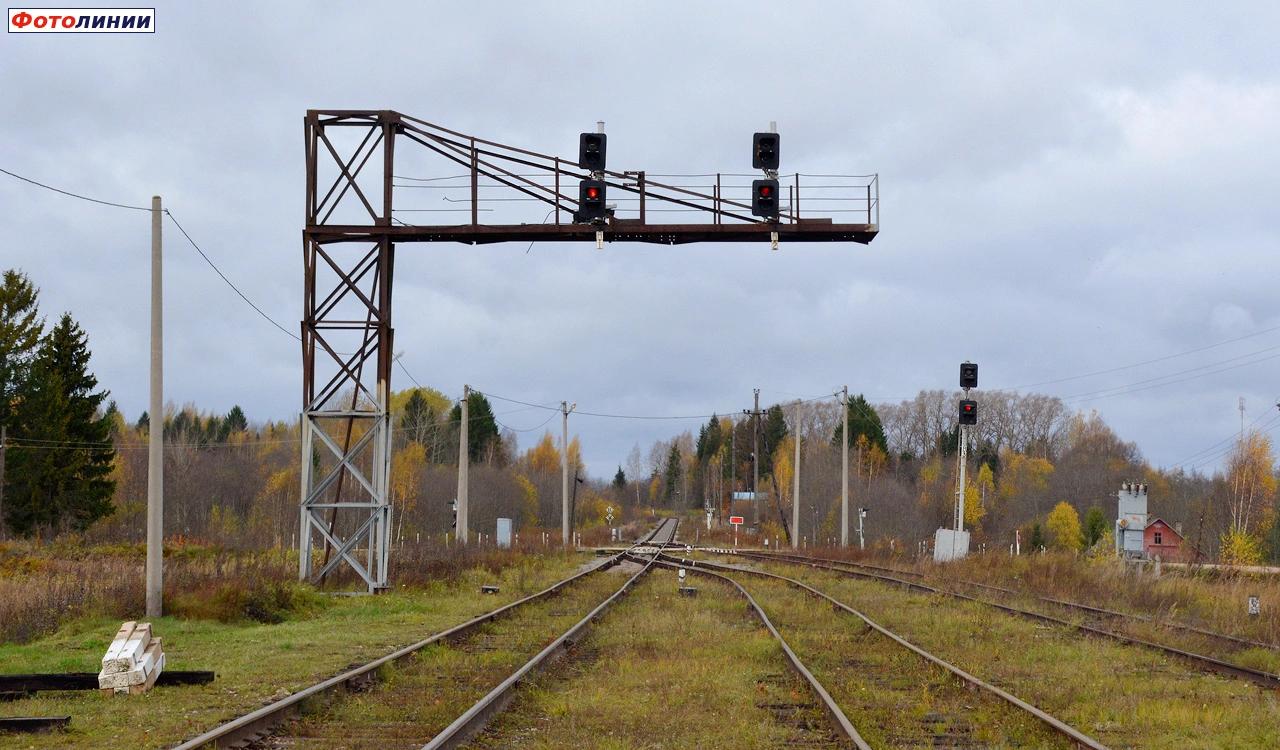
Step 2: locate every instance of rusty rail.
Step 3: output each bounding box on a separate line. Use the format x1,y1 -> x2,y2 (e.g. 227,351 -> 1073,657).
673,553 -> 1108,750
421,522 -> 675,749
731,550 -> 1280,690
636,555 -> 870,749
170,521 -> 675,749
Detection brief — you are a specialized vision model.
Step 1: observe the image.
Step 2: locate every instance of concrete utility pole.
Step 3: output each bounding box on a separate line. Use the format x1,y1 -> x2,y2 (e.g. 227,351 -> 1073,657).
792,402 -> 800,550
841,385 -> 849,547
561,401 -> 575,545
752,388 -> 760,527
456,385 -> 470,544
146,195 -> 164,618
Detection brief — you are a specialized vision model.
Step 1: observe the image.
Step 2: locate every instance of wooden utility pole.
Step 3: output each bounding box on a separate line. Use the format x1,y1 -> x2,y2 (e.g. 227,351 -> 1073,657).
146,195 -> 164,618
456,385 -> 469,544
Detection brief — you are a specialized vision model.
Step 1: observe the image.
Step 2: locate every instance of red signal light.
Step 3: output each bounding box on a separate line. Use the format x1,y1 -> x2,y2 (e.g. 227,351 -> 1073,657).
586,186 -> 600,200
759,185 -> 772,197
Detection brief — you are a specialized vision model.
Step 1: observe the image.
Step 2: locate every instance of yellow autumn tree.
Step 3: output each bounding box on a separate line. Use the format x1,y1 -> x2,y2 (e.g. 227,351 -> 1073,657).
1046,501 -> 1083,551
391,442 -> 427,520
965,462 -> 995,529
567,436 -> 584,474
1225,432 -> 1276,536
773,435 -> 795,507
917,456 -> 950,525
514,473 -> 539,527
996,451 -> 1054,510
647,474 -> 662,507
526,432 -> 560,475
963,479 -> 984,529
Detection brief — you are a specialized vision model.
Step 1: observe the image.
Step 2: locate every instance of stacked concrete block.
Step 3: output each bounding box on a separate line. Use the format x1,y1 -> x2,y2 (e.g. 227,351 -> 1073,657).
98,621 -> 165,695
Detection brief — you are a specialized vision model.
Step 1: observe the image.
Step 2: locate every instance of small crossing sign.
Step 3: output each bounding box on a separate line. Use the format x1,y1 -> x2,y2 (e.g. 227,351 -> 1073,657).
605,505 -> 614,524
1248,595 -> 1261,616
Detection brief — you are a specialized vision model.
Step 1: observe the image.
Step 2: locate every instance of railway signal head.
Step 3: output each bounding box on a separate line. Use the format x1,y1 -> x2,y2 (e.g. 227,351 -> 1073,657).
959,399 -> 978,425
960,362 -> 978,390
752,132 -> 780,170
578,132 -> 607,171
577,179 -> 607,222
752,178 -> 780,218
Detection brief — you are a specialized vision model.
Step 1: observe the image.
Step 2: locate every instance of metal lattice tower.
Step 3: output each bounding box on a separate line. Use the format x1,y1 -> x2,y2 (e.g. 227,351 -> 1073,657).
299,110 -> 878,589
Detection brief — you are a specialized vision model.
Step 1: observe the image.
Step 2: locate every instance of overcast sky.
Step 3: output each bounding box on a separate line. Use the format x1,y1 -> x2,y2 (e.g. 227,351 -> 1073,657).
3,2 -> 1279,478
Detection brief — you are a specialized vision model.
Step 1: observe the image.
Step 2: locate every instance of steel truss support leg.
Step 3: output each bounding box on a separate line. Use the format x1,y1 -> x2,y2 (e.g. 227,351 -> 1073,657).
299,236 -> 394,591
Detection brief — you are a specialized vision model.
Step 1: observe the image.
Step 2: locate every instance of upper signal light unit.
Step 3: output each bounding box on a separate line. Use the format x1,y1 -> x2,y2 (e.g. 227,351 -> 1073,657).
960,362 -> 978,390
752,132 -> 780,170
579,132 -> 607,171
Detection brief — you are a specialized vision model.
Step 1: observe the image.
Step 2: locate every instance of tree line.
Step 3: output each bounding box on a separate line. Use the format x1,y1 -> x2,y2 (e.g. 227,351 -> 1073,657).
3,265 -> 1277,563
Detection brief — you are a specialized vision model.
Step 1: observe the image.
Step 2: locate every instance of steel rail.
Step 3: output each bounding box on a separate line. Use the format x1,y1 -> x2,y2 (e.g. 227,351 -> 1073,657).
729,550 -> 1280,689
169,522 -> 673,750
422,520 -> 677,750
670,554 -> 1108,750
634,555 -> 869,750
745,550 -> 1278,653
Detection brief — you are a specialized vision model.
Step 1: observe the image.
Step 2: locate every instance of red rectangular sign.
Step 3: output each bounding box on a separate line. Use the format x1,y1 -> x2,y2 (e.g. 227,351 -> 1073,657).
728,516 -> 744,525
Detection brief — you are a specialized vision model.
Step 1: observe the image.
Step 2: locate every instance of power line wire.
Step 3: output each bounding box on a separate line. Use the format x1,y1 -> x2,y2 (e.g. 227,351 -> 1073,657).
0,166 -> 152,212
164,211 -> 300,342
1003,324 -> 1280,391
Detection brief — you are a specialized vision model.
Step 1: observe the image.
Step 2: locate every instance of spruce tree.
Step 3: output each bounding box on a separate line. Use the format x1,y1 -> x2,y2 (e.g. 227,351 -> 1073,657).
4,314 -> 116,534
761,404 -> 789,475
449,391 -> 500,462
224,405 -> 248,433
0,270 -> 44,430
663,442 -> 682,505
831,394 -> 888,454
613,466 -> 626,489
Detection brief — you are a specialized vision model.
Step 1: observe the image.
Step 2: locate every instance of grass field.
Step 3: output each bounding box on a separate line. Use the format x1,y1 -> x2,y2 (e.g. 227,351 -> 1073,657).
709,553 -> 1280,749
269,561 -> 635,747
0,552 -> 588,749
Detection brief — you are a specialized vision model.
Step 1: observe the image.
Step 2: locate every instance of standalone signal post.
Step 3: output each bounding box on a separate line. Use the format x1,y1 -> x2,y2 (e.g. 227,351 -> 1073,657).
299,110 -> 877,588
935,362 -> 977,562
858,506 -> 868,550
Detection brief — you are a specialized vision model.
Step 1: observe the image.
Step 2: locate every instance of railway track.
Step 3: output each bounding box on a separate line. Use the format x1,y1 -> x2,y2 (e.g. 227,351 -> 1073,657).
172,519 -> 679,750
727,549 -> 1280,689
421,516 -> 867,749
661,553 -> 1108,749
759,552 -> 1276,652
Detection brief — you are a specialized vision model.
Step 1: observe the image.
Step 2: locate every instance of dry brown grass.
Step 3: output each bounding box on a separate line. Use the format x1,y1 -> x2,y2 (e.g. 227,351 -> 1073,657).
805,546 -> 1280,645
0,538 -> 577,644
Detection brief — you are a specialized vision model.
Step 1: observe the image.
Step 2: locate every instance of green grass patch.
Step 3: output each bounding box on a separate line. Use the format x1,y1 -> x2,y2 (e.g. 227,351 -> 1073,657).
0,553 -> 589,749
